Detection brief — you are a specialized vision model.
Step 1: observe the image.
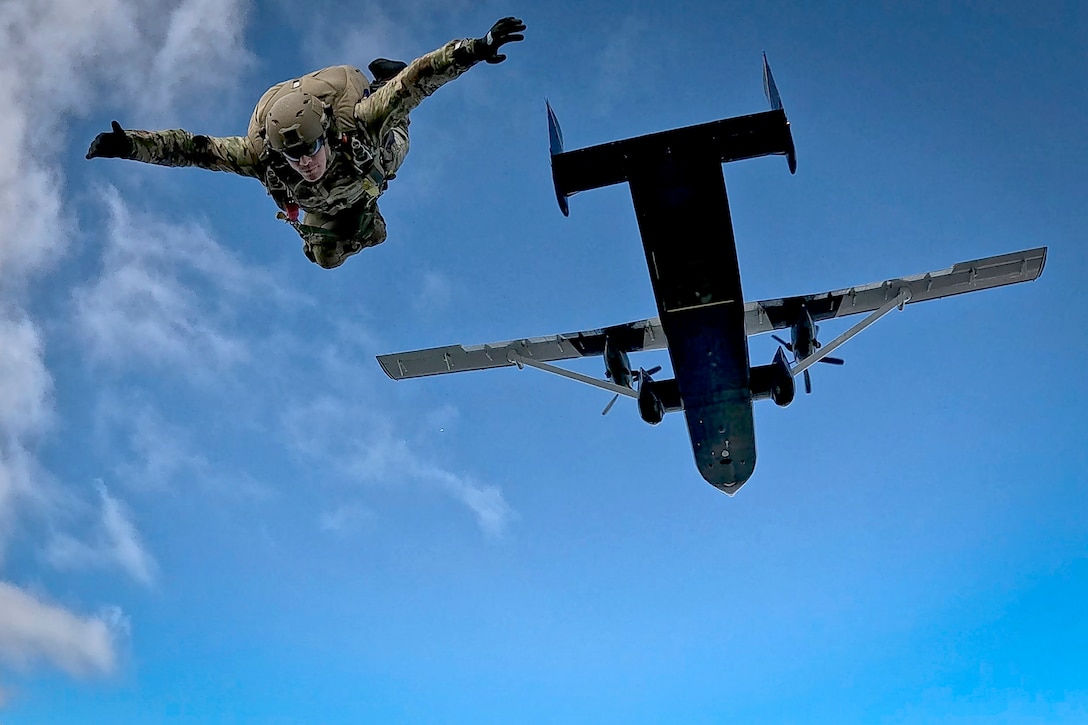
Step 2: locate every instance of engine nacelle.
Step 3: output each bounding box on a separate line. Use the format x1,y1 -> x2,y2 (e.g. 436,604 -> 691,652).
638,379 -> 666,425
750,347 -> 796,407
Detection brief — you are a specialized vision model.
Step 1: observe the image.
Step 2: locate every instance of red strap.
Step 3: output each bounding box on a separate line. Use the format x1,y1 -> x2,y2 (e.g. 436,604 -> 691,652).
285,202 -> 300,222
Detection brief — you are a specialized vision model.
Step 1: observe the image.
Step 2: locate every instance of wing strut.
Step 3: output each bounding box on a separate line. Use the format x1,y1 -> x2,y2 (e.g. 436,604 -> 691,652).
791,288 -> 911,377
507,351 -> 639,399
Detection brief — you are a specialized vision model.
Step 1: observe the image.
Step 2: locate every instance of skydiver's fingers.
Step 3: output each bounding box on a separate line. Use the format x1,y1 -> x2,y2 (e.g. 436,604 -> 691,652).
474,17 -> 524,63
86,132 -> 105,159
496,16 -> 526,31
86,120 -> 132,159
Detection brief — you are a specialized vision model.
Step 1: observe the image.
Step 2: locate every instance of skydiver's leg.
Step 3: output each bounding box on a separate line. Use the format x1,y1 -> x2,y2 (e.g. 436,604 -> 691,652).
298,203 -> 387,270
357,204 -> 387,249
299,210 -> 353,269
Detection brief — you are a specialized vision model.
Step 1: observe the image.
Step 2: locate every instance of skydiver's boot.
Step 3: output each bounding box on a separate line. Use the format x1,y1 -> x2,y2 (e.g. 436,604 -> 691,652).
357,204 -> 387,249
368,58 -> 408,90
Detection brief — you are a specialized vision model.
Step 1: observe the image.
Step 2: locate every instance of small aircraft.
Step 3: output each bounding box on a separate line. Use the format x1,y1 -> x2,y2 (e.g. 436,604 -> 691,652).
377,56 -> 1047,494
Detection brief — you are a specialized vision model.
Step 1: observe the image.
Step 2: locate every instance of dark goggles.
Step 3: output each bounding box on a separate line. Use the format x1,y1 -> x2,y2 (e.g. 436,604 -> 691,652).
283,136 -> 324,162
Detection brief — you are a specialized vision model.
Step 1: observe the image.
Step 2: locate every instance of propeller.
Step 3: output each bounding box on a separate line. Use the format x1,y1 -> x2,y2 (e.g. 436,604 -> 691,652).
772,334 -> 844,395
601,394 -> 620,416
601,365 -> 662,415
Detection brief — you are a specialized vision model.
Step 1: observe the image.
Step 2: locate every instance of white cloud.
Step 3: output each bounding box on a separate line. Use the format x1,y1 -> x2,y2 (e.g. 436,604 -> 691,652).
0,315 -> 52,439
95,396 -> 272,501
73,188 -> 260,373
319,504 -> 374,537
107,403 -> 206,492
297,0 -> 473,69
0,0 -> 262,698
142,0 -> 255,117
45,483 -> 158,586
0,315 -> 56,564
0,581 -> 119,678
303,2 -> 406,70
0,447 -> 39,566
424,403 -> 459,432
0,0 -> 256,537
589,15 -> 649,118
423,466 -> 516,540
283,396 -> 516,537
0,0 -> 253,283
413,271 -> 454,316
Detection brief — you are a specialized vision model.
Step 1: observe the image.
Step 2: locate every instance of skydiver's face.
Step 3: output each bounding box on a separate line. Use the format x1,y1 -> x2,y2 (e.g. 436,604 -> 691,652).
285,141 -> 329,182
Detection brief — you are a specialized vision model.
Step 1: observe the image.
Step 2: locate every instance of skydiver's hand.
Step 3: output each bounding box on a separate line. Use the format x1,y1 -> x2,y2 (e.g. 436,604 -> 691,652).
474,17 -> 525,64
85,121 -> 133,159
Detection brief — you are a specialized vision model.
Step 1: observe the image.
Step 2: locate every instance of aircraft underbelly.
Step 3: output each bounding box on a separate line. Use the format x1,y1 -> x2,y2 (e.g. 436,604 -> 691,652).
628,151 -> 758,493
664,308 -> 757,492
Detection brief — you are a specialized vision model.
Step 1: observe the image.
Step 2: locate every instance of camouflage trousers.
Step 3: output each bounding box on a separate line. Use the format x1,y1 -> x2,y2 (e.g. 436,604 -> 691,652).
298,202 -> 387,270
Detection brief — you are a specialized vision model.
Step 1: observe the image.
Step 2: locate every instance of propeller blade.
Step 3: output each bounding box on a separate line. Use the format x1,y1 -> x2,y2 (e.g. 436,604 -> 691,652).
818,357 -> 845,366
772,335 -> 794,352
633,366 -> 662,382
804,368 -> 812,394
602,393 -> 620,416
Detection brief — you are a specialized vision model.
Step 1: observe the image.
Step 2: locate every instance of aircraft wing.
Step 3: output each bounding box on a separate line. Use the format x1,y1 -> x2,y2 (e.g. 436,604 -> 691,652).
377,318 -> 668,380
743,246 -> 1047,335
377,246 -> 1045,381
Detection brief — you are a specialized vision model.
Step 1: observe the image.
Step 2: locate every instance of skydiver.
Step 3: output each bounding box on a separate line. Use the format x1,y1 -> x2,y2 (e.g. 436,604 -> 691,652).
85,17 -> 526,270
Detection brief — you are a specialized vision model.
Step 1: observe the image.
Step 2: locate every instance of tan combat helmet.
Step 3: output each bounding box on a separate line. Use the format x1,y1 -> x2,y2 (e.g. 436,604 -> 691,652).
264,89 -> 328,157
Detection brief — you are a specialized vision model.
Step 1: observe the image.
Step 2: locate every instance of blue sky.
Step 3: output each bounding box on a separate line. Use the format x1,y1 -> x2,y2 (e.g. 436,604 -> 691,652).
1,0 -> 1085,722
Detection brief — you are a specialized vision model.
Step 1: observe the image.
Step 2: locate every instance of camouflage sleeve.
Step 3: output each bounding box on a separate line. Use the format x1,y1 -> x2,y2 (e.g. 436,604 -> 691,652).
353,38 -> 480,138
125,129 -> 262,178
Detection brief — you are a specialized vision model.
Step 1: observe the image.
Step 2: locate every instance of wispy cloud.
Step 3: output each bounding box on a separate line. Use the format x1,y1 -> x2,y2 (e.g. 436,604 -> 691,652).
282,395 -> 516,538
413,271 -> 454,316
0,315 -> 52,438
301,0 -> 406,70
72,187 -> 303,377
419,465 -> 516,539
141,0 -> 255,118
0,0 -> 254,689
0,581 -> 120,677
1,0 -> 253,282
589,15 -> 649,118
297,0 -> 474,69
95,395 -> 272,501
424,404 -> 459,433
73,188 -> 249,372
45,483 -> 158,586
104,401 -> 208,492
319,504 -> 375,537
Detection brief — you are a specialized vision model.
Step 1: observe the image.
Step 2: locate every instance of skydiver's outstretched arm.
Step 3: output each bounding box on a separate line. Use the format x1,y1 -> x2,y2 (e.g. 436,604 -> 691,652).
86,121 -> 262,179
353,17 -> 525,139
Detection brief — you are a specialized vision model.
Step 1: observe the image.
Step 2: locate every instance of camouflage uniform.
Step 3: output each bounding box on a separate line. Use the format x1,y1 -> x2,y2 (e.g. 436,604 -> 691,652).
121,38 -> 484,269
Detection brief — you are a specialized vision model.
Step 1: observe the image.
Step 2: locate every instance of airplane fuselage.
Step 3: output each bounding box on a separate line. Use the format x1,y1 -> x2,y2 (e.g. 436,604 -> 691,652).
626,143 -> 758,490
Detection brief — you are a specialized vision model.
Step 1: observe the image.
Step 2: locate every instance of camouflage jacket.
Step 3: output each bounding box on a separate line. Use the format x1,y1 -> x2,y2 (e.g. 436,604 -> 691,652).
124,38 -> 482,217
